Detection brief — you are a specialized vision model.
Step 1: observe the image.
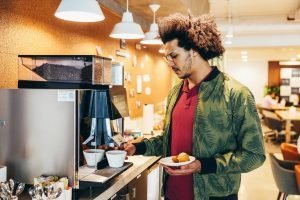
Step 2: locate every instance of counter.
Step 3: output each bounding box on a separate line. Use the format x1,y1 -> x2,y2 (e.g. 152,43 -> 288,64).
75,155 -> 160,200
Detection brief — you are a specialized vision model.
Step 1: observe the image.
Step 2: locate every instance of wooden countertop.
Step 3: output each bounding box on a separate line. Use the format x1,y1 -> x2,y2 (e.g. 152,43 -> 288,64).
76,155 -> 161,200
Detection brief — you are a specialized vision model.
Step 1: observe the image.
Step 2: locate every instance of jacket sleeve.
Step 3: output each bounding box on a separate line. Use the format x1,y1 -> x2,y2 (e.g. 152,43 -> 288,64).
213,87 -> 266,174
142,134 -> 164,156
133,135 -> 164,156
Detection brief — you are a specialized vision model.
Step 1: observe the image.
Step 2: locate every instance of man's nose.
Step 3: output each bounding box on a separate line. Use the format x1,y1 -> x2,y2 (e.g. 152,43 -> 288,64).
167,61 -> 175,68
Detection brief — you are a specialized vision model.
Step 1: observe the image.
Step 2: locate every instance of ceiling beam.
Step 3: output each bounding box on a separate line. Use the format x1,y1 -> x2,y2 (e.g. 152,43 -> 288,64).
179,0 -> 210,16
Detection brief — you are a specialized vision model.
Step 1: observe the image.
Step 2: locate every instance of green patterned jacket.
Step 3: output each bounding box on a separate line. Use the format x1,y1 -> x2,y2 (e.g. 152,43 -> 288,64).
142,69 -> 266,200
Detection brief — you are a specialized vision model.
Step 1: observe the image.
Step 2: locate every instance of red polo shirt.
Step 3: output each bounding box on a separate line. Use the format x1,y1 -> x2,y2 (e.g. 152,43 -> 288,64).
166,79 -> 199,200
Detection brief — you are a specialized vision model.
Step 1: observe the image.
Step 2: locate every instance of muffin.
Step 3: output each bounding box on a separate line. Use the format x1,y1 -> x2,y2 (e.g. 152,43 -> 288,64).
172,152 -> 190,163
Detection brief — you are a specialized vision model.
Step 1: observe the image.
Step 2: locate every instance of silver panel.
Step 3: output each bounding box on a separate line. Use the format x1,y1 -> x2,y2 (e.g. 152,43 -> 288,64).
0,89 -> 75,184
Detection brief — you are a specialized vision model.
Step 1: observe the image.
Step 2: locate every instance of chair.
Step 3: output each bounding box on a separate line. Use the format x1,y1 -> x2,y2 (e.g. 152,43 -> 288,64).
269,153 -> 300,200
262,110 -> 297,143
280,143 -> 300,161
295,165 -> 300,193
262,110 -> 284,142
292,120 -> 300,136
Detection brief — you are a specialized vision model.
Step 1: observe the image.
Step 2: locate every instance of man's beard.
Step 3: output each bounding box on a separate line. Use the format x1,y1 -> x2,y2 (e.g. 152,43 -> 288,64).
178,56 -> 192,79
179,72 -> 191,79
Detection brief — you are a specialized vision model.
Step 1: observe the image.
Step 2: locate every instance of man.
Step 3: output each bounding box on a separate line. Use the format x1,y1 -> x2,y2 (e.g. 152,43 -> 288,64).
262,90 -> 278,108
125,13 -> 265,200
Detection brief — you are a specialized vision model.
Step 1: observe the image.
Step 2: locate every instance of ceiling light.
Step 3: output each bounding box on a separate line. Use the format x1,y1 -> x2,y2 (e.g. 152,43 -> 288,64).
241,51 -> 248,55
110,0 -> 144,39
225,26 -> 234,38
55,0 -> 105,22
297,54 -> 300,58
225,0 -> 234,39
225,32 -> 233,38
225,40 -> 232,45
140,4 -> 163,45
140,24 -> 163,45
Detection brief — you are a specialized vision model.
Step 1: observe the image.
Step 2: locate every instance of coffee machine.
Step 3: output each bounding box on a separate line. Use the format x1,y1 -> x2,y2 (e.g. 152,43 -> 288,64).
0,55 -> 129,189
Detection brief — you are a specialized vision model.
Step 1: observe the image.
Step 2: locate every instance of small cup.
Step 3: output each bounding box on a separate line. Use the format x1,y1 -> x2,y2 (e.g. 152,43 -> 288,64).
106,150 -> 127,168
83,149 -> 105,167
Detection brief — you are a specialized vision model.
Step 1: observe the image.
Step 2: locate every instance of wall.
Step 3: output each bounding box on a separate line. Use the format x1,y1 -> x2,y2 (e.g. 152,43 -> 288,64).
223,47 -> 300,105
267,61 -> 300,102
223,54 -> 268,104
0,0 -> 172,118
268,61 -> 300,86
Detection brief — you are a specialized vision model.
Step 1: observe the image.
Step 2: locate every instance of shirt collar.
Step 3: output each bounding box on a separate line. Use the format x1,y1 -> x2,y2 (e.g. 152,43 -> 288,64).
202,66 -> 220,82
181,66 -> 220,92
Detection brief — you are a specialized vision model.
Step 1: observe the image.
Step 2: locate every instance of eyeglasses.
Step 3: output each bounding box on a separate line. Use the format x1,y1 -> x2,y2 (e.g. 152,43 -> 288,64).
163,51 -> 179,63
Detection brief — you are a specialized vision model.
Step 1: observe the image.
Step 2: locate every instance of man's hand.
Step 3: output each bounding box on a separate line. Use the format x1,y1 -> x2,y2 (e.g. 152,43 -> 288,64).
124,143 -> 136,156
162,160 -> 201,176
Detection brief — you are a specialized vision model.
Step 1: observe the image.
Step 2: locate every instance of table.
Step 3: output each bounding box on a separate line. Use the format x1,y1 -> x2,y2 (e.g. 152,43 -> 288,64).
258,105 -> 288,112
275,110 -> 300,143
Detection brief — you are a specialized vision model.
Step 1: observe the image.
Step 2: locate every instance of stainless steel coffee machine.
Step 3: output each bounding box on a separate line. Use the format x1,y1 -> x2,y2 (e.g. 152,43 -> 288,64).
0,55 -> 128,189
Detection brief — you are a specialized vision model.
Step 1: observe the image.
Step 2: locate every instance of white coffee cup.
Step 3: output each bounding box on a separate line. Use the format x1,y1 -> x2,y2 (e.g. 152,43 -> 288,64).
106,150 -> 127,168
83,149 -> 105,167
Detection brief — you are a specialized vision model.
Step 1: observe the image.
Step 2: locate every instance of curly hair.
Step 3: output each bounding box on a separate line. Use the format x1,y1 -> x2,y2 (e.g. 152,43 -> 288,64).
158,13 -> 225,61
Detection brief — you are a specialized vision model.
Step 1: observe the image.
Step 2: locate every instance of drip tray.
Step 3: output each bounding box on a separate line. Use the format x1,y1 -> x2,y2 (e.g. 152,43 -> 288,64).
79,162 -> 133,187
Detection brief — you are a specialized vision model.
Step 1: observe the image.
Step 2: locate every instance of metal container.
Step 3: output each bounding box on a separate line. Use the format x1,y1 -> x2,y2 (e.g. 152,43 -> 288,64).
18,55 -> 112,85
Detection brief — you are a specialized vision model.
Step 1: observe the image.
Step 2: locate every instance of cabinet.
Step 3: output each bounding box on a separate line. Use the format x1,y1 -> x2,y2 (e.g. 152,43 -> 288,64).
109,187 -> 130,200
128,170 -> 148,200
109,170 -> 148,200
147,164 -> 160,200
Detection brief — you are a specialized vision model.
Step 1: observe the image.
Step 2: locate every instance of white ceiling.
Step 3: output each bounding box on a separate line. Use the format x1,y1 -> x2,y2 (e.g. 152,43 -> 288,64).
209,0 -> 300,48
225,47 -> 300,62
210,0 -> 299,19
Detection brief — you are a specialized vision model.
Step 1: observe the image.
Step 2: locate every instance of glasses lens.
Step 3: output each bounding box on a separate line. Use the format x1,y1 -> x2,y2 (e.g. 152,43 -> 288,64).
163,55 -> 172,63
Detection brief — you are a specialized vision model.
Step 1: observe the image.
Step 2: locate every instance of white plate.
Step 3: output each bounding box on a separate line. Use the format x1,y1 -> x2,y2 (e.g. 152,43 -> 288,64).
159,156 -> 196,167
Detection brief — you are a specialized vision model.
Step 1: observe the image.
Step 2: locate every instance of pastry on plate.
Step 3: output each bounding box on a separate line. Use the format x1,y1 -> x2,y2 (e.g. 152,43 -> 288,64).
172,152 -> 190,163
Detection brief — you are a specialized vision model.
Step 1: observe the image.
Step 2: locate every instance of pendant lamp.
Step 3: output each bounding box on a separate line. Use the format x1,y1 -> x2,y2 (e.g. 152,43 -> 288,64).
110,0 -> 144,39
140,4 -> 163,45
55,0 -> 105,22
225,0 -> 234,38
